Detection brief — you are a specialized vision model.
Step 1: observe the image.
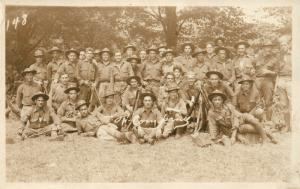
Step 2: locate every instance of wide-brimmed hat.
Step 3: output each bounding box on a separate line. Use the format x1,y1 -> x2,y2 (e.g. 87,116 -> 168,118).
205,70 -> 224,79
76,100 -> 89,110
166,82 -> 180,92
101,90 -> 116,98
162,49 -> 176,57
22,68 -> 37,76
126,76 -> 141,85
93,49 -> 101,54
215,46 -> 231,57
34,49 -> 45,57
158,43 -> 167,50
64,83 -> 80,94
146,45 -> 159,54
234,40 -> 250,49
192,48 -> 207,57
127,55 -> 141,63
181,41 -> 195,50
99,47 -> 113,57
65,48 -> 79,57
123,44 -> 137,53
215,36 -> 225,44
48,46 -> 62,54
238,75 -> 254,84
32,92 -> 49,102
140,92 -> 156,102
208,90 -> 227,102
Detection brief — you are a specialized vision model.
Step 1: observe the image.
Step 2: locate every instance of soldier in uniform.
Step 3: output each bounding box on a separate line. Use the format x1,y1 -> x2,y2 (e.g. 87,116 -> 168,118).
191,48 -> 210,81
132,92 -> 165,144
157,72 -> 176,107
158,43 -> 167,61
207,90 -> 277,145
127,54 -> 142,78
161,82 -> 187,139
57,48 -> 79,83
16,68 -> 42,121
141,45 -> 163,97
76,47 -> 97,102
48,73 -> 69,112
57,83 -> 80,134
215,37 -> 225,48
47,46 -> 63,84
29,49 -> 48,93
254,41 -> 279,120
122,76 -> 143,113
123,44 -> 136,59
93,49 -> 101,64
174,41 -> 196,74
161,49 -> 176,78
173,66 -> 185,88
78,49 -> 86,62
17,92 -> 64,141
204,41 -> 217,65
139,50 -> 147,64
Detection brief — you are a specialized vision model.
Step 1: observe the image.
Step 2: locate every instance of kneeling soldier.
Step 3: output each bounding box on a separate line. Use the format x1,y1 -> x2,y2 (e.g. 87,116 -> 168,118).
132,92 -> 165,144
17,92 -> 63,141
161,82 -> 187,139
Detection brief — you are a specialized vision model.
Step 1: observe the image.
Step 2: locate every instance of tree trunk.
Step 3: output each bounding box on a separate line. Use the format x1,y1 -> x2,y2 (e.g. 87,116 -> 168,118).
164,7 -> 177,49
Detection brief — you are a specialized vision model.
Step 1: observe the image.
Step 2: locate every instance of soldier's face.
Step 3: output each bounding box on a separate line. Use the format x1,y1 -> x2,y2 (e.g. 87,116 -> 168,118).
209,74 -> 220,86
149,51 -> 157,59
35,56 -> 43,63
35,97 -> 45,108
139,51 -> 146,60
212,96 -> 223,108
52,51 -> 60,59
187,77 -> 196,85
126,48 -> 134,56
102,52 -> 110,61
130,79 -> 138,88
174,69 -> 181,78
206,44 -> 214,54
114,52 -> 122,62
218,50 -> 226,60
217,40 -> 224,47
169,91 -> 178,100
86,51 -> 94,60
196,53 -> 205,62
241,81 -> 251,92
165,53 -> 173,62
79,51 -> 86,60
184,46 -> 192,54
25,73 -> 34,82
79,105 -> 89,117
166,75 -> 175,83
60,74 -> 69,84
94,54 -> 101,61
143,96 -> 153,108
130,60 -> 138,67
237,45 -> 246,56
159,48 -> 166,57
106,96 -> 114,105
68,90 -> 78,101
68,53 -> 77,62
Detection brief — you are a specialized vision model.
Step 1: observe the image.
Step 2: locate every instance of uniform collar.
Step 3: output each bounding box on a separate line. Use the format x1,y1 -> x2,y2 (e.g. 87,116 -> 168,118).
33,105 -> 47,113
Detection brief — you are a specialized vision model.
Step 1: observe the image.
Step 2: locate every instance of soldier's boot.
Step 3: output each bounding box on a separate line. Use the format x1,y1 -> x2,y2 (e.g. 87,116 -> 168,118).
49,130 -> 64,142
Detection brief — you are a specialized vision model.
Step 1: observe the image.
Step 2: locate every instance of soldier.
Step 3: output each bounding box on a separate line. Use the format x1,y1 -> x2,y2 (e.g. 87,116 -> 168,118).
209,47 -> 235,85
16,68 -> 42,121
207,90 -> 277,145
93,49 -> 101,64
191,48 -> 210,81
122,76 -> 143,113
132,92 -> 165,144
254,41 -> 279,120
157,72 -> 176,107
232,40 -> 256,91
29,49 -> 48,93
173,66 -> 185,88
141,45 -> 163,97
47,46 -> 63,83
48,73 -> 69,112
76,47 -> 97,102
139,49 -> 147,64
158,43 -> 167,61
161,82 -> 187,139
78,49 -> 86,62
161,49 -> 176,78
174,41 -> 196,74
215,37 -> 225,48
204,41 -> 217,65
203,70 -> 234,103
57,83 -> 80,134
57,48 -> 79,83
17,92 -> 64,141
123,44 -> 136,59
76,100 -> 129,143
127,54 -> 142,78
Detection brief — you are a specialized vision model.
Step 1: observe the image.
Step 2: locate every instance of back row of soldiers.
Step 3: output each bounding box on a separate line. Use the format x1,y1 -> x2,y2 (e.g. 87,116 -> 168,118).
11,37 -> 291,145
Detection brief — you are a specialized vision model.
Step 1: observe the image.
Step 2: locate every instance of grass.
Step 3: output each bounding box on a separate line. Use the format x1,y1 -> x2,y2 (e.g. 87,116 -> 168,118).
6,119 -> 291,182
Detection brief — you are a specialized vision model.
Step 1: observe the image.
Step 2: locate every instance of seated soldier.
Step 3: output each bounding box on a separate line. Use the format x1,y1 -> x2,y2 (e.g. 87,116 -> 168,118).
121,76 -> 143,113
57,83 -> 80,134
132,92 -> 165,145
157,72 -> 175,108
173,66 -> 185,88
17,92 -> 64,141
48,73 -> 69,112
161,82 -> 187,139
207,90 -> 277,145
233,75 -> 264,121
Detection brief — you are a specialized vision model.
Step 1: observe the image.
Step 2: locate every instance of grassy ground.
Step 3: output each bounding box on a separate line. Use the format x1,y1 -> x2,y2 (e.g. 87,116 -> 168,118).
6,119 -> 291,182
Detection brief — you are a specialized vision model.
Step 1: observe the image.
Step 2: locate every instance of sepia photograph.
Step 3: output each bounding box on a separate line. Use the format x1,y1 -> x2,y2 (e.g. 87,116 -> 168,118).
2,0 -> 299,188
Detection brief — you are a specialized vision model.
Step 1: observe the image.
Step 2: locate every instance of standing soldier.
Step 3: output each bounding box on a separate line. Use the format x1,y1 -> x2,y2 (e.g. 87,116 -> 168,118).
204,41 -> 217,65
29,49 -> 48,93
141,45 -> 163,97
127,54 -> 142,78
48,73 -> 69,112
16,68 -> 42,121
139,49 -> 147,64
78,48 -> 86,62
57,83 -> 80,134
161,49 -> 176,78
254,41 -> 279,120
76,47 -> 97,102
132,92 -> 165,144
47,46 -> 63,84
215,37 -> 225,48
57,48 -> 79,83
209,46 -> 235,86
174,41 -> 196,74
123,44 -> 136,59
191,48 -> 210,81
93,49 -> 101,64
17,92 -> 64,141
157,43 -> 167,61
161,82 -> 187,139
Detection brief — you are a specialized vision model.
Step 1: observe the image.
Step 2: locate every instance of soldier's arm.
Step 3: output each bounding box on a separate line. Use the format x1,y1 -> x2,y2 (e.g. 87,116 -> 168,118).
46,63 -> 52,81
16,85 -> 23,109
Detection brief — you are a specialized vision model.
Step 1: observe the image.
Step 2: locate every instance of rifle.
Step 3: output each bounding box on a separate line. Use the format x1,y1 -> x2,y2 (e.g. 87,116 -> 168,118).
92,86 -> 103,107
124,89 -> 140,131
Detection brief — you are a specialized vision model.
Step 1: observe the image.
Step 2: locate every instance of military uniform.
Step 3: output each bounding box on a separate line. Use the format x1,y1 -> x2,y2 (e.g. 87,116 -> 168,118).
48,82 -> 68,111
57,60 -> 78,83
174,55 -> 196,74
209,58 -> 235,84
47,47 -> 63,82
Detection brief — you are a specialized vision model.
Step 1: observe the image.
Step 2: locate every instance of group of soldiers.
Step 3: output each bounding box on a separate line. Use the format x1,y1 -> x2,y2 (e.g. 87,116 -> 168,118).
6,35 -> 291,146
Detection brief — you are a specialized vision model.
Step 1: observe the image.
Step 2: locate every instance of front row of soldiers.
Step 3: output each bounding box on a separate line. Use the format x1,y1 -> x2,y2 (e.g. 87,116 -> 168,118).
15,67 -> 278,145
